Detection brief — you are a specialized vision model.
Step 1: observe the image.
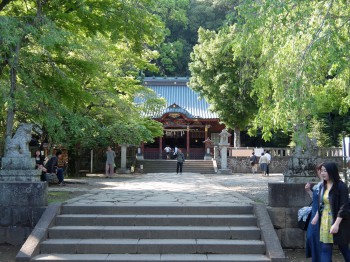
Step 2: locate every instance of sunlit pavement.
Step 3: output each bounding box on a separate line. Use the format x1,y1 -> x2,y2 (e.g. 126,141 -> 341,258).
54,172 -> 285,206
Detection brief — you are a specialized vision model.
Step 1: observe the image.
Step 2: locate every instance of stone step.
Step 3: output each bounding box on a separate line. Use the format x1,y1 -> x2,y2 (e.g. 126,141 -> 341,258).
30,205 -> 275,261
39,239 -> 266,254
32,253 -> 270,262
138,160 -> 215,174
55,214 -> 257,227
49,226 -> 261,240
60,205 -> 253,215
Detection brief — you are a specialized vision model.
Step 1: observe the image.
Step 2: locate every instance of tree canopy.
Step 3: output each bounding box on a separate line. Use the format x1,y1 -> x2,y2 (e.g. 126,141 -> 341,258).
0,0 -> 166,151
189,0 -> 350,147
189,26 -> 258,146
2,0 -> 350,153
152,0 -> 236,77
233,0 -> 350,145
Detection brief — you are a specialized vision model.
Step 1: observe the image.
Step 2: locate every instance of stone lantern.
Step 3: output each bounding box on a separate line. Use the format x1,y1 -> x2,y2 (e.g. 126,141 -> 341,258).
218,129 -> 232,174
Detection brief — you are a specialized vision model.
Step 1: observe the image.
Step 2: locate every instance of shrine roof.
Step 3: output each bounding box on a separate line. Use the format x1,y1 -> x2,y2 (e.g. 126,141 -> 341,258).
138,77 -> 218,119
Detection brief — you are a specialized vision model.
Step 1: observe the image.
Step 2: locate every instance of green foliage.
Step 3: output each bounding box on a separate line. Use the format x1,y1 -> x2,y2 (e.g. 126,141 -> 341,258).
0,0 -> 167,153
308,118 -> 332,147
189,26 -> 258,135
152,0 -> 237,76
231,0 -> 350,145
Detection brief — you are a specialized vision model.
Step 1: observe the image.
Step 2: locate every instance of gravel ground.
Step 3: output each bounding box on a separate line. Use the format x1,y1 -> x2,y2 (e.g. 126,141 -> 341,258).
1,173 -> 345,261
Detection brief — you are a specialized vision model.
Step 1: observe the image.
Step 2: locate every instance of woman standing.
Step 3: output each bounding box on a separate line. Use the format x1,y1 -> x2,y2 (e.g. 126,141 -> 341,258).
105,146 -> 116,178
312,162 -> 350,262
304,163 -> 323,262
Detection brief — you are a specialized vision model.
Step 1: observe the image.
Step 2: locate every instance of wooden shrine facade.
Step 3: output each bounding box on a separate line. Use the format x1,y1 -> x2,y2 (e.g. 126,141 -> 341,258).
139,77 -> 228,159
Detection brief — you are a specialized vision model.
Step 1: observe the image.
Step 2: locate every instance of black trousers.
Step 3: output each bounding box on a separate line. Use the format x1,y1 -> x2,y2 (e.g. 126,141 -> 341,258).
176,162 -> 183,173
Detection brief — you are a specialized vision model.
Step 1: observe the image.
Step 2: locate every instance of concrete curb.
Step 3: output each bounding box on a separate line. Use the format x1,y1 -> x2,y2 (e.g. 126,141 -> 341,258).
15,203 -> 61,262
254,203 -> 286,262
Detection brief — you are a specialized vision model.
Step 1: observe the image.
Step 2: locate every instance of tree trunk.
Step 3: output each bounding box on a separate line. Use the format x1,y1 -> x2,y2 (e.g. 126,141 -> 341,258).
5,42 -> 20,138
233,127 -> 241,147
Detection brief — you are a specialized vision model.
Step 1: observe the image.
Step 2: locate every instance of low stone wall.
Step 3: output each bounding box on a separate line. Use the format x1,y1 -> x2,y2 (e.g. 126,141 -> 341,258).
224,156 -> 343,174
227,156 -> 289,173
267,183 -> 311,249
0,182 -> 47,245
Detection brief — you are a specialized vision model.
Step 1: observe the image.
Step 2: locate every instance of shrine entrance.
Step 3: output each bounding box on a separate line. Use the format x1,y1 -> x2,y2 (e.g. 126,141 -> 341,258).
163,129 -> 187,149
139,77 -> 228,159
142,110 -> 224,159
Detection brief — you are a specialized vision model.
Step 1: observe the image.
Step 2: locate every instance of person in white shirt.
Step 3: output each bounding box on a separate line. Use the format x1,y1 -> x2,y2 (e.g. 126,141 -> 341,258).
164,145 -> 172,159
265,150 -> 271,175
259,152 -> 269,176
173,146 -> 178,157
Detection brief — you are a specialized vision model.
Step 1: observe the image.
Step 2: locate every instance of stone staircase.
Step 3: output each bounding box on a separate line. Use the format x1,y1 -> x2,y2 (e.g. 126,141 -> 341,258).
31,205 -> 271,261
138,160 -> 215,174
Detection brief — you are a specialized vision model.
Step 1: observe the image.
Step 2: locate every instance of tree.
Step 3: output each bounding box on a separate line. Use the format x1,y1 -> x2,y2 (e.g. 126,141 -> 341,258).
232,0 -> 350,147
151,0 -> 237,77
189,26 -> 258,146
0,0 -> 166,166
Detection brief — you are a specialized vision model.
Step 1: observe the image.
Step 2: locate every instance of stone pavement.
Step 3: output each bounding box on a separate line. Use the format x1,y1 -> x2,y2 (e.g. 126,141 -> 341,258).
54,172 -> 285,206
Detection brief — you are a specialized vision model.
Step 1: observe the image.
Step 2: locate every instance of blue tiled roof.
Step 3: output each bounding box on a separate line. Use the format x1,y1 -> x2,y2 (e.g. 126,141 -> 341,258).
139,77 -> 218,119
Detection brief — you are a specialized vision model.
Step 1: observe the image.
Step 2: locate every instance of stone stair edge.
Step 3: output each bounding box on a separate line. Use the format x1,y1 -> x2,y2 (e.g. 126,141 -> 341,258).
50,225 -> 260,229
60,205 -> 253,212
32,253 -> 270,262
39,239 -> 266,255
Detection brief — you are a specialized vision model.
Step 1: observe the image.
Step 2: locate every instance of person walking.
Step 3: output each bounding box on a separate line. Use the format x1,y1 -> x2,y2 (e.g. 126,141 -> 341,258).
176,149 -> 185,174
311,162 -> 350,262
304,163 -> 323,262
249,152 -> 258,174
265,150 -> 271,175
164,145 -> 172,159
105,146 -> 116,178
259,152 -> 269,176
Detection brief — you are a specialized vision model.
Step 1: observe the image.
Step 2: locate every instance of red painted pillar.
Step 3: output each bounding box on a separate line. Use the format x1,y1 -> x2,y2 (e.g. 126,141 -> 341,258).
159,136 -> 163,159
186,125 -> 190,158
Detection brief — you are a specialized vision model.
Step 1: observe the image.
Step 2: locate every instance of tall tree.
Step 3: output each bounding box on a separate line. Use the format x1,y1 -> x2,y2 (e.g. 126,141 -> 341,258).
189,27 -> 258,146
0,0 -> 166,155
232,0 -> 350,147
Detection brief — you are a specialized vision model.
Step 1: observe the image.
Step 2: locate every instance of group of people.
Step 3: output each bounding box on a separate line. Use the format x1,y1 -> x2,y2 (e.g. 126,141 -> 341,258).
164,145 -> 179,159
305,162 -> 350,262
35,149 -> 66,186
164,145 -> 185,174
250,150 -> 271,176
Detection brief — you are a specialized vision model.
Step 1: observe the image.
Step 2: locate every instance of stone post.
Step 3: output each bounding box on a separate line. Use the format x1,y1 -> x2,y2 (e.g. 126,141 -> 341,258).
214,146 -> 219,160
218,129 -> 232,175
118,144 -> 128,173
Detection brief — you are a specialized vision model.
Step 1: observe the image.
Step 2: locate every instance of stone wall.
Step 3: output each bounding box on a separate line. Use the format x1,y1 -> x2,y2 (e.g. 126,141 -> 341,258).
228,156 -> 290,173
267,183 -> 311,249
0,182 -> 47,245
223,156 -> 343,174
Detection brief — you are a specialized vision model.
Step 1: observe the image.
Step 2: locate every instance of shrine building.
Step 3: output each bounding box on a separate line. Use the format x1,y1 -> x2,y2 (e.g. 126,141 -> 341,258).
139,77 -> 227,159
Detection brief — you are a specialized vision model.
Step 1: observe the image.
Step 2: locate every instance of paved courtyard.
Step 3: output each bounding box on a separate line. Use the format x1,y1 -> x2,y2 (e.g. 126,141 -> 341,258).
55,172 -> 283,206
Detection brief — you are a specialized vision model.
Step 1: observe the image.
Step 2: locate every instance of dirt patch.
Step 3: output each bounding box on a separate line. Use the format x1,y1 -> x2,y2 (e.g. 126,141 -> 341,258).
0,244 -> 20,262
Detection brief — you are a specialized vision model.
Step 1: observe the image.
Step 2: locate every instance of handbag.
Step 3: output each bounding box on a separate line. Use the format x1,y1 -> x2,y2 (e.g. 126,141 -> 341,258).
297,205 -> 312,231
